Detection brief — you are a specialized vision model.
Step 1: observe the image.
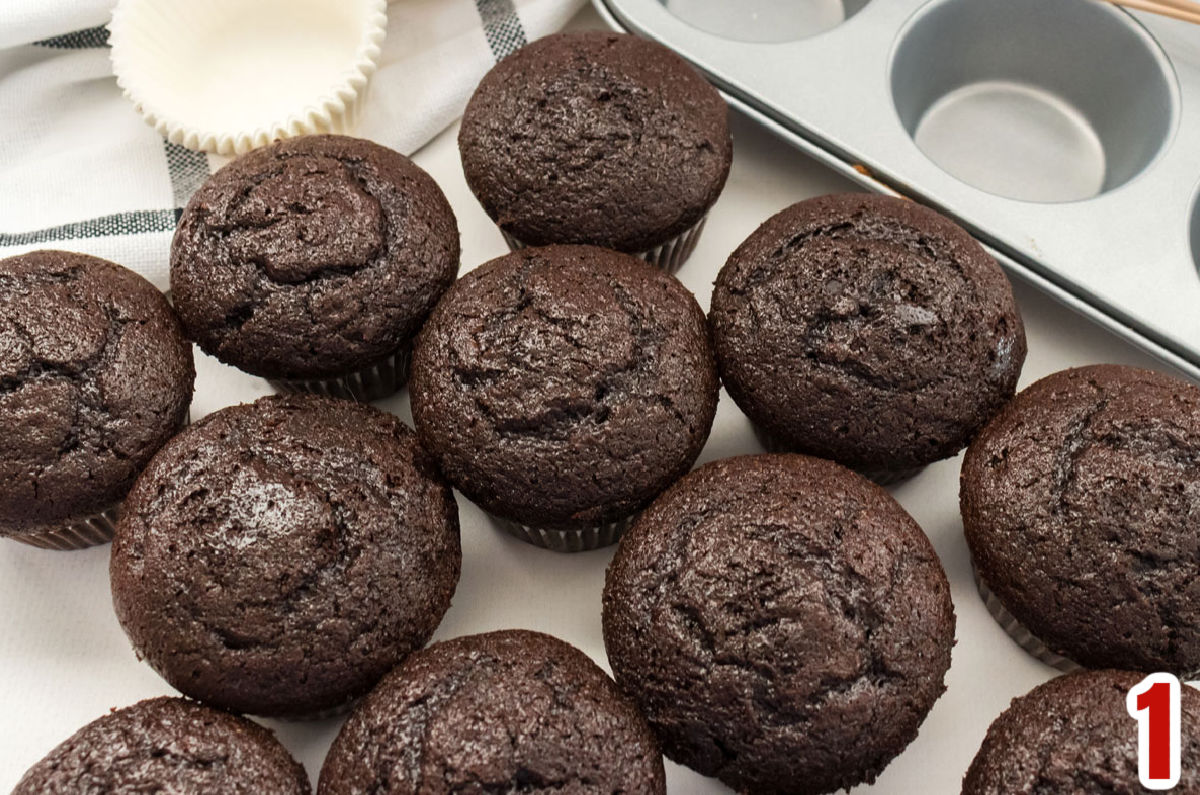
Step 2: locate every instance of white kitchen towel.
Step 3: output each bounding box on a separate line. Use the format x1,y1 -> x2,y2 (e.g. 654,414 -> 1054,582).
0,0 -> 586,289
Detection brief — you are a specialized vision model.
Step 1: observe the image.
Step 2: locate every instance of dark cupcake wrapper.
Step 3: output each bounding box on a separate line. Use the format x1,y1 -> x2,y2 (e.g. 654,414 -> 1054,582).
500,214 -> 709,276
490,513 -> 635,553
262,696 -> 360,723
971,562 -> 1082,674
972,562 -> 1200,680
268,342 -> 412,404
8,504 -> 121,551
6,410 -> 192,551
751,423 -> 925,486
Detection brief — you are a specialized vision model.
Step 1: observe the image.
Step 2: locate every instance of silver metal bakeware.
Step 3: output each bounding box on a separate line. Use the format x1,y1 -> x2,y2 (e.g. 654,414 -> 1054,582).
594,0 -> 1200,381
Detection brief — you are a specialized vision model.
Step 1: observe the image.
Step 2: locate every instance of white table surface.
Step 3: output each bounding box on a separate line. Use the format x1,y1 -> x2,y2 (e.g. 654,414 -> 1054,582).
0,6 -> 1186,793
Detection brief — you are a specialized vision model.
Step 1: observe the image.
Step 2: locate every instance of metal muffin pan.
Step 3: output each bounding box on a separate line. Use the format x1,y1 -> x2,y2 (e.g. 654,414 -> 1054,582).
593,0 -> 1200,382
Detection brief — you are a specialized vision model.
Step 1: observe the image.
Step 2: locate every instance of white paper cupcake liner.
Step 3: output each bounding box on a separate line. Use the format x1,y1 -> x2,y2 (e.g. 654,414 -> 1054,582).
501,215 -> 709,276
268,343 -> 411,404
490,513 -> 636,553
751,423 -> 925,486
109,0 -> 388,155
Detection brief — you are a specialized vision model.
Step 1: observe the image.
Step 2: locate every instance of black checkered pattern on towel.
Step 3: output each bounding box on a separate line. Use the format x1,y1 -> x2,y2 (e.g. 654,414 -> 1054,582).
34,25 -> 109,49
477,0 -> 528,61
5,3 -> 532,249
4,27 -> 209,247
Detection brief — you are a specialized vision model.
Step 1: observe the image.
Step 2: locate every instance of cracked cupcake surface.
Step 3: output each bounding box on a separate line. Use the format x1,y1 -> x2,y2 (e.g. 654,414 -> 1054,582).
602,454 -> 955,795
110,394 -> 461,718
962,364 -> 1200,674
13,697 -> 309,794
318,630 -> 666,795
409,245 -> 718,531
710,193 -> 1025,476
170,135 -> 459,381
963,670 -> 1200,794
459,31 -> 731,253
0,250 -> 194,539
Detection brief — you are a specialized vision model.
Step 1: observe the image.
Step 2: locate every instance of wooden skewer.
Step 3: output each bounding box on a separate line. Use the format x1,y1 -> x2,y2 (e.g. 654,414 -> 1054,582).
1148,0 -> 1200,13
1106,0 -> 1200,24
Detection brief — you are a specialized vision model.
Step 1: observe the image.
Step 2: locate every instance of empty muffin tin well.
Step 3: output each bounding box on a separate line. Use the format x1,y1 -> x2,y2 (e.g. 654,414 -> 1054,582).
1191,185 -> 1200,280
891,0 -> 1175,202
594,0 -> 1200,383
659,0 -> 870,42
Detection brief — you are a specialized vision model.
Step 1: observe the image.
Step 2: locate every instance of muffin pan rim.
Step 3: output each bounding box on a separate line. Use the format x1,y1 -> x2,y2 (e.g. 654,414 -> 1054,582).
652,0 -> 874,44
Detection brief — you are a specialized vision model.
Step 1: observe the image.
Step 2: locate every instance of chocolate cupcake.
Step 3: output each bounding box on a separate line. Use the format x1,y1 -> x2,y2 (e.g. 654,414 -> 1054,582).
603,454 -> 955,794
0,250 -> 193,550
13,696 -> 309,794
963,670 -> 1200,793
319,629 -> 665,795
459,32 -> 731,273
963,364 -> 1200,676
171,134 -> 459,401
710,193 -> 1026,483
409,245 -> 718,551
110,394 -> 460,719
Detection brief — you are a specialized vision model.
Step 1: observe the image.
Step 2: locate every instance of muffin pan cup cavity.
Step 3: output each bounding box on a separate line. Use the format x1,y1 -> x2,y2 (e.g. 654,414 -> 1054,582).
593,0 -> 1200,383
1190,182 -> 1200,280
897,0 -> 1176,202
891,0 -> 1175,203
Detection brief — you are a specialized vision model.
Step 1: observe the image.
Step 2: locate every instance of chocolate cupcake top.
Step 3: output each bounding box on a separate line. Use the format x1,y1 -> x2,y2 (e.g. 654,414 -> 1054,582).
963,670 -> 1200,794
459,32 -> 731,253
319,630 -> 665,795
710,193 -> 1026,473
410,245 -> 718,531
603,454 -> 955,795
0,250 -> 193,537
171,135 -> 459,380
13,697 -> 309,794
963,364 -> 1200,675
110,395 -> 460,718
